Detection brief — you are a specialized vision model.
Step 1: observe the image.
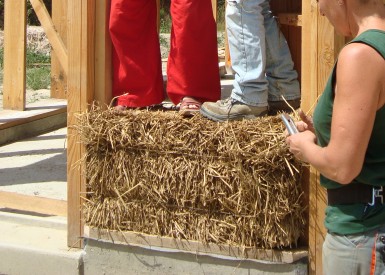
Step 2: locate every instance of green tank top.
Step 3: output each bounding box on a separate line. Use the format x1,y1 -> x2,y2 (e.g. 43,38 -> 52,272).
313,30 -> 385,234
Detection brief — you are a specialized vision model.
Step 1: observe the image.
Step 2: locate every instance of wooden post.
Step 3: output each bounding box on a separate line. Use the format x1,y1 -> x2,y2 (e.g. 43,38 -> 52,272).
29,0 -> 68,76
3,0 -> 27,111
51,0 -> 68,99
67,0 -> 95,248
302,0 -> 345,273
94,0 -> 112,106
301,1 -> 318,273
223,2 -> 233,74
156,0 -> 160,32
211,0 -> 217,21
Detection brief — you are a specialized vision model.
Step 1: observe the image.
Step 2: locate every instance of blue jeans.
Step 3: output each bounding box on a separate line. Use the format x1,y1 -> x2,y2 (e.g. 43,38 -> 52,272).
323,225 -> 385,275
226,0 -> 300,107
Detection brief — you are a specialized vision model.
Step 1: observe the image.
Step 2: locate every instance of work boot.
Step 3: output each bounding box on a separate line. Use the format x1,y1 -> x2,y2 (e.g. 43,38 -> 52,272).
268,98 -> 301,115
200,97 -> 268,122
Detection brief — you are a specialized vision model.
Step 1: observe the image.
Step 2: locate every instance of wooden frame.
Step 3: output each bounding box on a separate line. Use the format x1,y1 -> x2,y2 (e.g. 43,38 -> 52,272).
5,0 -> 375,273
3,0 -> 27,111
1,0 -> 67,138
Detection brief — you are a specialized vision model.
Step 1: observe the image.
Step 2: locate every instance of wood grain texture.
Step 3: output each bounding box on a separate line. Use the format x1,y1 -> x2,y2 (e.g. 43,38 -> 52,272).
67,0 -> 95,248
51,0 -> 68,99
3,0 -> 27,110
94,0 -> 112,106
29,0 -> 68,75
0,191 -> 67,217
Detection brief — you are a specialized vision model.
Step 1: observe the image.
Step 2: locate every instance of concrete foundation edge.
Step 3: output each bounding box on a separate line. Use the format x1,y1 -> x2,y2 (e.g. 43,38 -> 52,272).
0,244 -> 84,275
83,238 -> 308,275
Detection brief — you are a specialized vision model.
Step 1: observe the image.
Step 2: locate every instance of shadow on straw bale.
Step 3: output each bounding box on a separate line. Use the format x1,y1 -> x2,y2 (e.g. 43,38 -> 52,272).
76,105 -> 306,249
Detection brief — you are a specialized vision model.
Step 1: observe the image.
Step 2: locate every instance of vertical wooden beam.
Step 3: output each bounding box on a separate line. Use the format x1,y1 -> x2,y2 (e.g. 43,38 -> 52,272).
211,0 -> 217,21
156,0 -> 160,33
94,0 -> 112,106
67,0 -> 95,248
302,0 -> 346,273
3,0 -> 27,111
301,1 -> 319,274
223,2 -> 232,74
301,0 -> 318,112
29,0 -> 68,75
313,15 -> 345,275
51,0 -> 68,99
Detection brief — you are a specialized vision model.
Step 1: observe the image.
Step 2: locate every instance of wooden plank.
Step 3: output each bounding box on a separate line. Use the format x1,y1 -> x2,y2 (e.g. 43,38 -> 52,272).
94,0 -> 112,106
67,0 -> 82,249
84,0 -> 96,105
211,0 -> 217,21
86,227 -> 308,264
312,14 -> 345,275
0,191 -> 67,217
277,13 -> 302,27
156,0 -> 160,32
29,0 -> 68,75
67,0 -> 95,248
301,0 -> 346,273
0,99 -> 67,130
3,0 -> 27,111
51,0 -> 68,99
301,0 -> 318,274
223,2 -> 232,74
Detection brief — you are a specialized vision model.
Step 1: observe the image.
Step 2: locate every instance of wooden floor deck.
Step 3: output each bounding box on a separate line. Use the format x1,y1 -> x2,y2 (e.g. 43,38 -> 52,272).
0,98 -> 67,145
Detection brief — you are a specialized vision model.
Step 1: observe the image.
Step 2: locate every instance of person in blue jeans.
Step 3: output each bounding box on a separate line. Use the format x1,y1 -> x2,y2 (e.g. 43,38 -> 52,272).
200,0 -> 301,121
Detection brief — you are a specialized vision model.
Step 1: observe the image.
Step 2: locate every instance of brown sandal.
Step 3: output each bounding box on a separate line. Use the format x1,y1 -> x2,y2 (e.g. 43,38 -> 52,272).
179,97 -> 202,117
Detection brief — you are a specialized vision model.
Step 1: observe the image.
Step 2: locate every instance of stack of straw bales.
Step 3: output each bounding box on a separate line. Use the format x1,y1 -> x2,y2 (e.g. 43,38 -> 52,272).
77,106 -> 306,249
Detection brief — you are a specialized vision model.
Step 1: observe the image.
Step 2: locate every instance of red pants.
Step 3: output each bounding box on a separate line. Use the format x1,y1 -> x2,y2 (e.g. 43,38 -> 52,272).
109,0 -> 221,107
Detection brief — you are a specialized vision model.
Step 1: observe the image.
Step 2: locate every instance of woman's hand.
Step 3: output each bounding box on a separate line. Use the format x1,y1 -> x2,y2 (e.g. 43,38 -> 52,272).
283,110 -> 317,162
297,109 -> 315,133
285,130 -> 317,162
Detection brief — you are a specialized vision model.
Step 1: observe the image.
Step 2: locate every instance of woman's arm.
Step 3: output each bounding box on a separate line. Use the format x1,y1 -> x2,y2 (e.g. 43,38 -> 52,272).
286,42 -> 384,184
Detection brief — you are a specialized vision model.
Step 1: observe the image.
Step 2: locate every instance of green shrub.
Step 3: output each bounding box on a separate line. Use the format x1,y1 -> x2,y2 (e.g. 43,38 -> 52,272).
0,47 -> 51,90
26,66 -> 51,90
158,0 -> 225,32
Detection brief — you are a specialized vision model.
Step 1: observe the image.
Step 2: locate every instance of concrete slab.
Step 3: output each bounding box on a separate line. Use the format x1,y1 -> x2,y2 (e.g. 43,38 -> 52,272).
84,237 -> 308,275
0,98 -> 67,146
0,211 -> 84,275
0,127 -> 67,201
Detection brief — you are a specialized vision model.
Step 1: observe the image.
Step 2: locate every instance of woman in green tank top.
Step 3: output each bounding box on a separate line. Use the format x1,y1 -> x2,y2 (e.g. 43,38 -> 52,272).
285,0 -> 385,273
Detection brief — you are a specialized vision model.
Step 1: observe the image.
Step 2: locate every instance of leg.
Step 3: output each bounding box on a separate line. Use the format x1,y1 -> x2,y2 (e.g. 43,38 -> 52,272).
227,0 -> 268,107
109,0 -> 164,107
167,0 -> 221,105
263,1 -> 300,110
200,0 -> 269,121
323,227 -> 385,275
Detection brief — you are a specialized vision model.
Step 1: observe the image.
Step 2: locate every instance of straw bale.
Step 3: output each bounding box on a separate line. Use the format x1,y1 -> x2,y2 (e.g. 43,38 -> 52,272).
76,106 -> 306,249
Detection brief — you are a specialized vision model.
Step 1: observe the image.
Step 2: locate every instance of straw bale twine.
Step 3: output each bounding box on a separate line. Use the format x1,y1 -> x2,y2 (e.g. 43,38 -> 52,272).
76,106 -> 306,249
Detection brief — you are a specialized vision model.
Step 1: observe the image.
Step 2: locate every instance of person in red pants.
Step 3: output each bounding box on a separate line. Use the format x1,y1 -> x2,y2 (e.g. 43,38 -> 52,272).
109,0 -> 221,115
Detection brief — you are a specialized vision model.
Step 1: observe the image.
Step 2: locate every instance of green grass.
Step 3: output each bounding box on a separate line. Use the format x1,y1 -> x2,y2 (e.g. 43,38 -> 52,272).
159,5 -> 226,32
159,8 -> 172,33
159,6 -> 226,49
0,47 -> 51,91
26,67 -> 51,91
